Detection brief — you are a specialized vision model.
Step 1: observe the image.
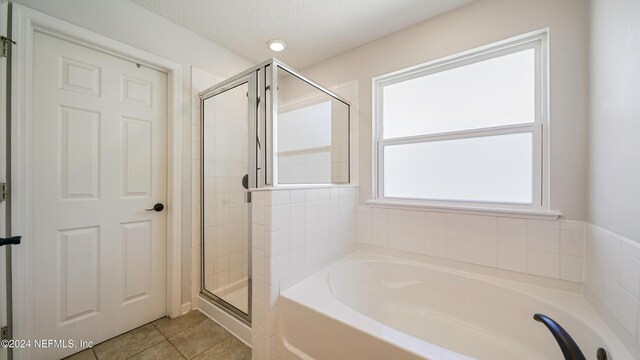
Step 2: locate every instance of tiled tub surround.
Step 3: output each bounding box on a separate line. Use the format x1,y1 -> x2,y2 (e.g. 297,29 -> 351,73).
357,206 -> 585,282
585,224 -> 640,355
357,205 -> 640,357
250,186 -> 358,360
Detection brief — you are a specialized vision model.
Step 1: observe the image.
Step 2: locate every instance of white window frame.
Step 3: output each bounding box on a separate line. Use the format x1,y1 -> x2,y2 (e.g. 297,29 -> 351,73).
371,30 -> 558,218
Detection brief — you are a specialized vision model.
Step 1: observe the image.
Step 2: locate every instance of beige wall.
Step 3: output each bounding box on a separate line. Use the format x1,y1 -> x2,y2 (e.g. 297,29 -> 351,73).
588,0 -> 640,243
300,0 -> 589,220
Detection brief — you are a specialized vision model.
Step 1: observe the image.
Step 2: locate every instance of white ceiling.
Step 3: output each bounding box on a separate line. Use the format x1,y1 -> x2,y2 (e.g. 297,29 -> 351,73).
129,0 -> 474,68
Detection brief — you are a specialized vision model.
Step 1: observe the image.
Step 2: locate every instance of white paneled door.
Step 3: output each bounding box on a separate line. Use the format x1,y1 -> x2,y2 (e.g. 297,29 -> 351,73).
31,31 -> 167,359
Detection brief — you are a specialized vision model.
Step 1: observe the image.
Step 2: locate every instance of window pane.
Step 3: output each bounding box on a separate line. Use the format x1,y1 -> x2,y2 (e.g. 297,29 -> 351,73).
383,133 -> 533,203
383,49 -> 535,139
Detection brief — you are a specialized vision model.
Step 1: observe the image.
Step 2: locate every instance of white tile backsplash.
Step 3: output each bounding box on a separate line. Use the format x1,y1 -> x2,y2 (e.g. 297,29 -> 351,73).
358,205 -> 585,283
496,221 -> 527,249
585,223 -> 640,348
405,234 -> 424,254
305,201 -> 319,223
497,246 -> 527,273
405,211 -> 425,236
560,254 -> 583,282
269,229 -> 290,258
469,243 -> 497,267
372,229 -> 389,248
469,215 -> 497,245
290,189 -> 306,204
424,236 -> 447,258
253,185 -> 357,359
527,226 -> 561,253
446,239 -> 470,262
289,203 -> 305,227
618,288 -> 639,336
270,205 -> 290,232
561,228 -> 585,256
526,250 -> 560,278
619,252 -> 640,298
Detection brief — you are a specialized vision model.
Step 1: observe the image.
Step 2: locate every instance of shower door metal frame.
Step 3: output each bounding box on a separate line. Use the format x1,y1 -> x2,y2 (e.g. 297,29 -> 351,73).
199,71 -> 257,325
198,58 -> 351,325
265,60 -> 351,186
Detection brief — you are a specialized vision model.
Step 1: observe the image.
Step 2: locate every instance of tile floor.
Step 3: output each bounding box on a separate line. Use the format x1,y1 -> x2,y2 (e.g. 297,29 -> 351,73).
64,310 -> 251,360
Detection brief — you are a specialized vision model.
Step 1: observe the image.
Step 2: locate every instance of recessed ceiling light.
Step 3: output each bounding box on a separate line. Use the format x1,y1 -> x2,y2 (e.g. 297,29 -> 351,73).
268,39 -> 286,52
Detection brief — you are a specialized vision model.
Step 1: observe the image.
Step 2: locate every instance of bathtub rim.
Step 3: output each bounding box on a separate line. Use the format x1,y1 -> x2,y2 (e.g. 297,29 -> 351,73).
280,249 -> 635,360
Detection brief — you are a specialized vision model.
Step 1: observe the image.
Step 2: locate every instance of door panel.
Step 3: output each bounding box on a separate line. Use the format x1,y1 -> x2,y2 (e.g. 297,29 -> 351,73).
59,226 -> 100,324
60,106 -> 101,199
122,220 -> 152,303
31,31 -> 167,359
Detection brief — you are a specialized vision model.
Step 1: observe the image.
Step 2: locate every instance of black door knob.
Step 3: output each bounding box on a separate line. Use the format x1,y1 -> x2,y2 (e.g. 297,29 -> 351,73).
145,203 -> 164,212
242,174 -> 249,190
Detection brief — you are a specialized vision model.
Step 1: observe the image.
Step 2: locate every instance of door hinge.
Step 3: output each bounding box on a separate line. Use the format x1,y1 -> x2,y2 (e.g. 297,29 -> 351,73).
1,326 -> 8,340
0,182 -> 6,202
1,36 -> 16,58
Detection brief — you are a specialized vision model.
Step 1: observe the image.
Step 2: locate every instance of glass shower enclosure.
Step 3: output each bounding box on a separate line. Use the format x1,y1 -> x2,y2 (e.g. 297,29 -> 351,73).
199,59 -> 350,323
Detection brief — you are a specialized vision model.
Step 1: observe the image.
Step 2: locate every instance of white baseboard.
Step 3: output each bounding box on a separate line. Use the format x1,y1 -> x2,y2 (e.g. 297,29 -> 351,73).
195,295 -> 252,346
180,301 -> 192,315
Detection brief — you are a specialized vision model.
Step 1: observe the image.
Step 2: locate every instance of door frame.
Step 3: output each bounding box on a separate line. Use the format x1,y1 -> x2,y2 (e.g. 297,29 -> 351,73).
9,4 -> 183,356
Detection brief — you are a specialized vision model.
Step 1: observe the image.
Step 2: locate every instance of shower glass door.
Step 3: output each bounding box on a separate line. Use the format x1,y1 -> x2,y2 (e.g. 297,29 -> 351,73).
201,73 -> 256,322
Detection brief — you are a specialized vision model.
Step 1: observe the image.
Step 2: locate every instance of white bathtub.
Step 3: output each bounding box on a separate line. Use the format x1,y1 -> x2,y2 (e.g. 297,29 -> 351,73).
280,251 -> 634,360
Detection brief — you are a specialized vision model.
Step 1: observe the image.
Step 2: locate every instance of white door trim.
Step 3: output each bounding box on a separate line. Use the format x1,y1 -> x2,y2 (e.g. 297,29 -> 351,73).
10,4 -> 183,357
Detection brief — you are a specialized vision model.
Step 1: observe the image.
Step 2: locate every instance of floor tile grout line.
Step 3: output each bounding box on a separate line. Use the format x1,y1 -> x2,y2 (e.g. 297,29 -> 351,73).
151,322 -> 169,340
121,336 -> 166,360
166,318 -> 216,360
88,311 -> 247,360
166,337 -> 188,360
92,319 -> 166,356
186,332 -> 232,360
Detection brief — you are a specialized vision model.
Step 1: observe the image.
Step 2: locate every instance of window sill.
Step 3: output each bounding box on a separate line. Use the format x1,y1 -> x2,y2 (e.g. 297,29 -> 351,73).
250,184 -> 357,191
366,199 -> 562,220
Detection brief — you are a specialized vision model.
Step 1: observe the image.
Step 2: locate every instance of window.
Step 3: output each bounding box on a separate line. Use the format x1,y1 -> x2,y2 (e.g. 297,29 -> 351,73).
373,31 -> 547,211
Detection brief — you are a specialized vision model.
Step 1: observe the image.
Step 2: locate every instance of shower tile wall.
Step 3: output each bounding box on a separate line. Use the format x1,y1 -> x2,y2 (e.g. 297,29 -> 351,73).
357,206 -> 585,282
191,67 -> 250,304
250,186 -> 358,360
202,88 -> 250,292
